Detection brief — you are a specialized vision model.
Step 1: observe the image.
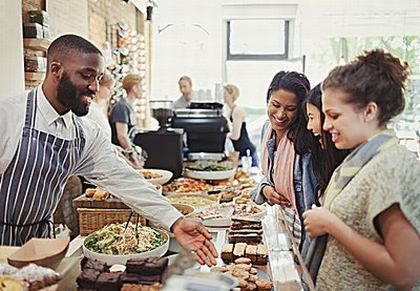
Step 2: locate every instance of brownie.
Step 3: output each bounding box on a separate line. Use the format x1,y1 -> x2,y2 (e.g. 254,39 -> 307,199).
256,244 -> 268,265
96,272 -> 122,291
233,243 -> 247,258
76,269 -> 100,289
137,274 -> 162,284
126,257 -> 168,275
230,221 -> 262,231
221,243 -> 234,263
228,233 -> 262,244
81,258 -> 108,272
119,273 -> 143,285
121,283 -> 163,291
245,245 -> 258,263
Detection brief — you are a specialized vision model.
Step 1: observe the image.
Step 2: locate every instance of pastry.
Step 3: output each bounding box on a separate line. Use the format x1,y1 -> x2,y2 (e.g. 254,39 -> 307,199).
246,282 -> 257,290
232,269 -> 250,280
0,275 -> 26,291
233,264 -> 251,271
237,278 -> 248,288
210,266 -> 226,273
85,188 -> 96,197
255,279 -> 273,291
234,257 -> 251,265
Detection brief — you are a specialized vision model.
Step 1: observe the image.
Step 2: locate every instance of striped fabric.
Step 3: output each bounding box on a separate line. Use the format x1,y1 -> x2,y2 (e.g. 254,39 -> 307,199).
0,89 -> 85,246
324,129 -> 398,210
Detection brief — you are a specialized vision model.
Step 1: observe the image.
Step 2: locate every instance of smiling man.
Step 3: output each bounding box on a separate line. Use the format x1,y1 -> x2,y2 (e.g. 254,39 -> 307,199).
0,34 -> 217,266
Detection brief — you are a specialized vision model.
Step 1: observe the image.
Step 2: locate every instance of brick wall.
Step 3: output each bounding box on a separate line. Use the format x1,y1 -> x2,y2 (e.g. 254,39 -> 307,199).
88,0 -> 143,48
22,0 -> 44,23
47,0 -> 89,38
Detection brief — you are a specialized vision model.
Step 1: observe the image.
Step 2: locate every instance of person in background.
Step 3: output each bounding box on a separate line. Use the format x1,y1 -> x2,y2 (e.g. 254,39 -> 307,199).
304,84 -> 350,200
109,73 -> 139,148
86,69 -> 114,140
252,71 -> 317,250
303,50 -> 420,289
223,84 -> 258,167
108,74 -> 145,168
0,34 -> 218,267
302,84 -> 350,274
173,75 -> 194,109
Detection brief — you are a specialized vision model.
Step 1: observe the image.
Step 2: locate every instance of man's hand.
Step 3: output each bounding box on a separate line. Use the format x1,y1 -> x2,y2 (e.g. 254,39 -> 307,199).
171,217 -> 218,266
262,185 -> 290,205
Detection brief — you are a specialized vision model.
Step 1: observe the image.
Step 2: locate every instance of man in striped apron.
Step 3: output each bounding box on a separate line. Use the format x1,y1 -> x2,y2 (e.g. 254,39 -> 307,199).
0,34 -> 217,266
0,88 -> 84,246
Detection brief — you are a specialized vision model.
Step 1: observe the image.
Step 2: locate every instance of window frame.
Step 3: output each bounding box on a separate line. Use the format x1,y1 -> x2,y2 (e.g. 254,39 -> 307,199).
226,19 -> 289,61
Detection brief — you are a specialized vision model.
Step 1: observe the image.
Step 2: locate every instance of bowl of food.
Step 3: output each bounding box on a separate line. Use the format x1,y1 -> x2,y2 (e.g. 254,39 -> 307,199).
162,178 -> 213,195
171,203 -> 194,216
185,161 -> 236,181
167,194 -> 219,209
139,169 -> 173,185
82,223 -> 169,265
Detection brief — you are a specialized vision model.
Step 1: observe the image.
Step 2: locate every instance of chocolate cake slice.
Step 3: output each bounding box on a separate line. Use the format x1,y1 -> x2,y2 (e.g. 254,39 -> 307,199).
96,272 -> 122,291
76,269 -> 100,289
221,243 -> 234,262
126,257 -> 168,275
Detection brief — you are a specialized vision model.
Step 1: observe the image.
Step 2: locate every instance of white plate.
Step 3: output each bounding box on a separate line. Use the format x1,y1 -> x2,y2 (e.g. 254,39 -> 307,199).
185,168 -> 236,180
82,229 -> 169,265
139,169 -> 173,185
193,205 -> 234,228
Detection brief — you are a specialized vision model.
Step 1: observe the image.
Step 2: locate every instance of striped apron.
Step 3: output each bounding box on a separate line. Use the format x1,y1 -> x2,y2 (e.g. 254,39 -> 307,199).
0,88 -> 85,246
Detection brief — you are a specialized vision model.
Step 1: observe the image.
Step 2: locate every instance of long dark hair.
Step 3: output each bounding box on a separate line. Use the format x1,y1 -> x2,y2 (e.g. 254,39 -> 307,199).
267,71 -> 312,155
304,84 -> 350,196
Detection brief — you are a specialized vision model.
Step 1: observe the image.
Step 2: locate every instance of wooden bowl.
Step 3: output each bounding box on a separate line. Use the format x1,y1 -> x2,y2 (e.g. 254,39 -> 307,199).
7,238 -> 69,269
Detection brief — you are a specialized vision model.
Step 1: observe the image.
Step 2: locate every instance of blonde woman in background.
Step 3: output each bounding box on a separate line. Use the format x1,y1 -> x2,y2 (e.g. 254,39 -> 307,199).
86,70 -> 114,140
224,84 -> 258,166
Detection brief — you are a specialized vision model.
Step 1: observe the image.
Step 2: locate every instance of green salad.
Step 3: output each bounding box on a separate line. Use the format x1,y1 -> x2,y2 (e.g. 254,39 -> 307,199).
84,223 -> 167,255
188,161 -> 233,172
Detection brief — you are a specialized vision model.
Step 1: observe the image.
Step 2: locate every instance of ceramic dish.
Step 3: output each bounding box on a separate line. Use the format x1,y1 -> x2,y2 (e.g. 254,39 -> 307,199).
82,227 -> 169,265
185,168 -> 236,181
139,169 -> 173,185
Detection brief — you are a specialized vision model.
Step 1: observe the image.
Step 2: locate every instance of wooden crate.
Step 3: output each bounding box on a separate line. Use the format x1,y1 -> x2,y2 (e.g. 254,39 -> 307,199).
77,208 -> 146,236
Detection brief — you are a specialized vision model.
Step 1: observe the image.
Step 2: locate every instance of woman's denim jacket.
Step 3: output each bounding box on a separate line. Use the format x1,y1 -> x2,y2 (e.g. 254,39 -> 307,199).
252,120 -> 318,258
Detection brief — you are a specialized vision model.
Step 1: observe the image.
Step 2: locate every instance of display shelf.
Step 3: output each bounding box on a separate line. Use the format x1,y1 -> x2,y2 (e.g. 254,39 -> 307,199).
25,72 -> 45,81
23,38 -> 50,51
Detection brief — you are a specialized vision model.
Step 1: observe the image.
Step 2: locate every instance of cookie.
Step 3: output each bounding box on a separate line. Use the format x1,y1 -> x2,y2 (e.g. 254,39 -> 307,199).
255,279 -> 273,291
234,257 -> 252,265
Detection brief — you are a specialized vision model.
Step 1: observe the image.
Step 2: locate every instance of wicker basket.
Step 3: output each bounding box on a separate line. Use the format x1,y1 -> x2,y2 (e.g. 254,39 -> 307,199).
77,208 -> 147,236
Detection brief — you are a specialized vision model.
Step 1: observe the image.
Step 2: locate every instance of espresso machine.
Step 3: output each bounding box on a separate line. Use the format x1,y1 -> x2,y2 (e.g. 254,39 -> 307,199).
133,101 -> 184,178
171,102 -> 229,154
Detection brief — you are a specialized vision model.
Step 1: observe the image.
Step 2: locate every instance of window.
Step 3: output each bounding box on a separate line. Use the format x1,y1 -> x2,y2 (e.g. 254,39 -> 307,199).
227,19 -> 289,60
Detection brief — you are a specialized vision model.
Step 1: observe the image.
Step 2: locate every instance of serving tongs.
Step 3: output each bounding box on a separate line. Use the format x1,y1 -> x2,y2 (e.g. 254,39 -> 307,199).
207,186 -> 236,195
123,210 -> 141,239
